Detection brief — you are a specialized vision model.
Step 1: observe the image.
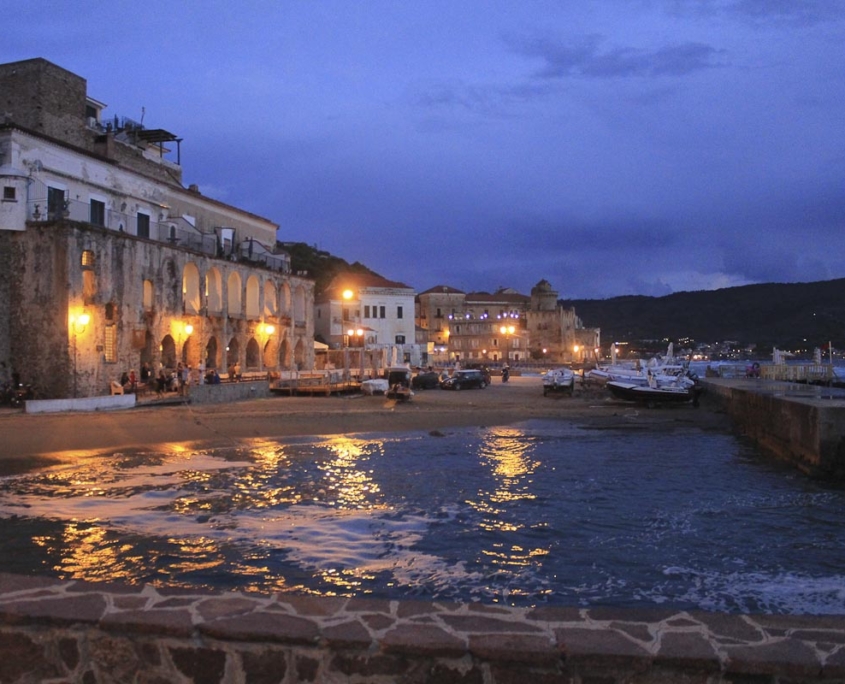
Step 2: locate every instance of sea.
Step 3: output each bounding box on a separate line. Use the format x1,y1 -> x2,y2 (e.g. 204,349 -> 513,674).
0,418 -> 844,614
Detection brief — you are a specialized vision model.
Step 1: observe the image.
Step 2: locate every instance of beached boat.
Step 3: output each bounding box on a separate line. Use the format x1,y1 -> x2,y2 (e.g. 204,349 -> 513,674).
543,368 -> 575,396
607,372 -> 701,407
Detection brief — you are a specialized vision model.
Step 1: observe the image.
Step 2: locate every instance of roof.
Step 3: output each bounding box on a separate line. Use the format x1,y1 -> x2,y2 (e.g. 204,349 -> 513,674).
465,290 -> 530,305
419,285 -> 466,295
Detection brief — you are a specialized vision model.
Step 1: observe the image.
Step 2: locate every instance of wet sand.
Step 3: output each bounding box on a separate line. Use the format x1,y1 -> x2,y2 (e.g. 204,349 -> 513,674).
0,376 -> 730,473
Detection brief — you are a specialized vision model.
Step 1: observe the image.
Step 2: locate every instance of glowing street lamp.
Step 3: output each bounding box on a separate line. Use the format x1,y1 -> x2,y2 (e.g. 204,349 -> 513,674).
499,324 -> 515,364
70,311 -> 90,398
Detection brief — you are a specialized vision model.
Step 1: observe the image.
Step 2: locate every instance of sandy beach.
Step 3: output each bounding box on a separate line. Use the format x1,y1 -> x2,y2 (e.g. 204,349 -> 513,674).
0,376 -> 730,473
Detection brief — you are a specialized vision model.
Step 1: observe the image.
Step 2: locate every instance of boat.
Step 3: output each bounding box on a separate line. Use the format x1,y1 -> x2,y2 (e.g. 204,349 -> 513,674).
607,371 -> 701,407
543,368 -> 575,396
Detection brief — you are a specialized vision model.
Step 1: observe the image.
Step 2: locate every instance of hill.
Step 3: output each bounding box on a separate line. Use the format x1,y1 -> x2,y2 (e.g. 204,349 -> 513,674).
563,279 -> 845,352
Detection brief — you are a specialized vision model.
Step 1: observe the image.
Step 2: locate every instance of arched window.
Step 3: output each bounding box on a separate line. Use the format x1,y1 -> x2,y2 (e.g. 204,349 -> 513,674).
143,280 -> 155,310
182,262 -> 201,314
206,268 -> 223,314
81,249 -> 96,302
227,272 -> 242,317
264,281 -> 277,317
246,275 -> 260,319
280,282 -> 292,317
246,337 -> 260,369
294,285 -> 306,323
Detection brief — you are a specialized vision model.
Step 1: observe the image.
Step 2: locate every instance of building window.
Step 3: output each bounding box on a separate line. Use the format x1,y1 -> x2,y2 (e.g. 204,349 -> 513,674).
90,199 -> 105,226
397,306 -> 403,319
379,306 -> 385,319
395,335 -> 405,344
143,280 -> 154,310
81,250 -> 95,269
47,187 -> 65,219
364,305 -> 370,318
2,186 -> 15,201
104,324 -> 117,363
137,212 -> 150,239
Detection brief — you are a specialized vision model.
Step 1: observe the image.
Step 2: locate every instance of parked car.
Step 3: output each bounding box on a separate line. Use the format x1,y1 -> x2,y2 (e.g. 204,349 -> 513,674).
440,369 -> 489,390
411,370 -> 440,390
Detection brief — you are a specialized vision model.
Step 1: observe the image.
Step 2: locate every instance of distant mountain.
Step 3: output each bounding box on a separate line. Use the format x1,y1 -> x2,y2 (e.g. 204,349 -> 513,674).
562,279 -> 845,352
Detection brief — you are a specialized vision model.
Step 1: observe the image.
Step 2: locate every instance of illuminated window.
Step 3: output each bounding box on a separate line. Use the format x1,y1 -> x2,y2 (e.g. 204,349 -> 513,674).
104,324 -> 117,363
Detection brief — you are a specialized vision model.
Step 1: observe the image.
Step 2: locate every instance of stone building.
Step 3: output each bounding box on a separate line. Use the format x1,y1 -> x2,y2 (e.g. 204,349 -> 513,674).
416,281 -> 599,366
0,58 -> 314,398
315,273 -> 421,370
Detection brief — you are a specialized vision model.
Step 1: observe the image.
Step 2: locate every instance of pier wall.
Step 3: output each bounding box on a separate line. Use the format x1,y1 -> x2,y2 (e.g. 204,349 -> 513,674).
701,378 -> 845,478
2,573 -> 845,684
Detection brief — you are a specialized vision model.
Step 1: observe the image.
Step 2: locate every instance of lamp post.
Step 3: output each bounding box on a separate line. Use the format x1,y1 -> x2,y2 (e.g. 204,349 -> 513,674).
70,311 -> 90,398
499,324 -> 515,366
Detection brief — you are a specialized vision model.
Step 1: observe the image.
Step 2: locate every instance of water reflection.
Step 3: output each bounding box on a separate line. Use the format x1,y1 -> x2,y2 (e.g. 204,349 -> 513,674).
317,436 -> 383,510
467,427 -> 551,599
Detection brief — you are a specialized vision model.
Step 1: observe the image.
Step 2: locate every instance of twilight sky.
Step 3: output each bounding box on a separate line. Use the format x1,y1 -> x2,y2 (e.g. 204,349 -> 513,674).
5,1 -> 845,299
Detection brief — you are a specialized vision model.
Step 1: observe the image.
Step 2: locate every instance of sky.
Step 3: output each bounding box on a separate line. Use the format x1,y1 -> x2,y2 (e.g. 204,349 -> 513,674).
5,1 -> 845,299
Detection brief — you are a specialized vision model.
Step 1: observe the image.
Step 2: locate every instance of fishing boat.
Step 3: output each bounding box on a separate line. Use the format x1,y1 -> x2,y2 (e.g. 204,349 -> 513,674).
607,371 -> 701,407
543,368 -> 575,396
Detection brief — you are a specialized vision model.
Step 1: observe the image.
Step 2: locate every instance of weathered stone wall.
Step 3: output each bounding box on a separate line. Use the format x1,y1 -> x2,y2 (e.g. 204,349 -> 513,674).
7,221 -> 314,399
0,232 -> 11,371
1,573 -> 843,683
0,58 -> 89,149
701,378 -> 845,478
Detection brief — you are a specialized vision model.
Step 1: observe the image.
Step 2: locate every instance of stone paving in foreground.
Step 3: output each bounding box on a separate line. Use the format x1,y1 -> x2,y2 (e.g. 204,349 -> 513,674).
0,572 -> 844,683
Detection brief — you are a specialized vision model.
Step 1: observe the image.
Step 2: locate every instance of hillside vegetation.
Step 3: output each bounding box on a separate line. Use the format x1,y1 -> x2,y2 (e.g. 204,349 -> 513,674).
563,279 -> 845,351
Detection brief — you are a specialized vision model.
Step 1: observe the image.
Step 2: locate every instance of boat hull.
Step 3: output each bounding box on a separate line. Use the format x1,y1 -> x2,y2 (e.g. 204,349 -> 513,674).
607,381 -> 700,406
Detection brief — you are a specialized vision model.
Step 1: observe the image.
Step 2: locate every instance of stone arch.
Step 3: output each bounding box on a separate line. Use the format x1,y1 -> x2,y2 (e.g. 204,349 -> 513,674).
163,259 -> 180,312
227,272 -> 242,317
182,262 -> 201,315
263,281 -> 278,317
279,336 -> 292,370
280,282 -> 292,317
182,330 -> 200,367
206,268 -> 223,314
226,337 -> 240,370
161,334 -> 177,369
263,338 -> 278,369
246,337 -> 261,369
246,275 -> 260,319
293,285 -> 306,323
205,337 -> 219,369
143,280 -> 155,311
294,337 -> 306,369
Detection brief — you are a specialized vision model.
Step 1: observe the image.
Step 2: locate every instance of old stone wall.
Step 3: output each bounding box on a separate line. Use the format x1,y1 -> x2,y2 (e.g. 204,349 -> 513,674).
1,573 -> 843,683
7,221 -> 313,399
701,378 -> 845,478
0,232 -> 11,371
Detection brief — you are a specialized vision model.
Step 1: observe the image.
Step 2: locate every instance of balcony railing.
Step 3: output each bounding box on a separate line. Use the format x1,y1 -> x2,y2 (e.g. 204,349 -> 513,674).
25,199 -> 291,274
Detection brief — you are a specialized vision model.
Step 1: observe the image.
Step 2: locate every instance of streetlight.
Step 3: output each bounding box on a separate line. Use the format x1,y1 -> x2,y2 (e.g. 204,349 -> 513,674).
70,311 -> 90,398
500,324 -> 515,365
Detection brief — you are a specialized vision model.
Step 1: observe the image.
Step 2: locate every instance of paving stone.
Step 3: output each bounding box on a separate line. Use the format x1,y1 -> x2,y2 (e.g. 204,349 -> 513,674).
331,652 -> 413,677
58,636 -> 81,670
397,599 -> 444,618
586,606 -> 684,624
278,593 -> 347,616
525,605 -> 585,623
362,612 -> 395,631
489,664 -> 569,684
610,621 -> 653,644
295,654 -> 320,682
555,626 -> 651,672
468,632 -> 559,665
88,634 -> 145,681
100,608 -> 195,637
654,631 -> 721,672
723,639 -> 822,678
689,612 -> 766,644
112,595 -> 149,610
198,610 -> 320,644
321,619 -> 373,648
345,597 -> 392,614
381,623 -> 466,657
0,631 -> 57,682
0,594 -> 107,625
0,572 -> 65,594
440,613 -> 543,634
197,596 -> 260,621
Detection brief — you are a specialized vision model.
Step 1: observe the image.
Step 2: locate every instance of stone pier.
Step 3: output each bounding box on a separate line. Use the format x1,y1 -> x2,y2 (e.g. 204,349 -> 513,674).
700,377 -> 845,478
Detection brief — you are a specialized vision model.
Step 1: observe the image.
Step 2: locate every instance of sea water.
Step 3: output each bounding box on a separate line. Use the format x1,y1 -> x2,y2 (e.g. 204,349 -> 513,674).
1,418 -> 844,614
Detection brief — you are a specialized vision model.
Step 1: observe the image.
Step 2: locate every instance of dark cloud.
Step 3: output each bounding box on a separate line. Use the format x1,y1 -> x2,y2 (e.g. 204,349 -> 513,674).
727,0 -> 845,27
505,33 -> 725,79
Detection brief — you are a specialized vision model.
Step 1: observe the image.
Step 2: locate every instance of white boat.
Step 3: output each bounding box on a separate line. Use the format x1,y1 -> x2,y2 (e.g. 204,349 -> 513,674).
607,371 -> 701,407
543,368 -> 575,396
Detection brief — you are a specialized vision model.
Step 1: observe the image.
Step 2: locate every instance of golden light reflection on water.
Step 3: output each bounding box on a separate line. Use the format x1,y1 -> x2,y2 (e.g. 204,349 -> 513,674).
33,521 -> 144,582
318,436 -> 384,511
468,427 -> 549,579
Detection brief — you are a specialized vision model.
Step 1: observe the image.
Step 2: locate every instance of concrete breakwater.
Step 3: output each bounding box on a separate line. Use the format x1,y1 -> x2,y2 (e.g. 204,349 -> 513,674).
700,377 -> 845,478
